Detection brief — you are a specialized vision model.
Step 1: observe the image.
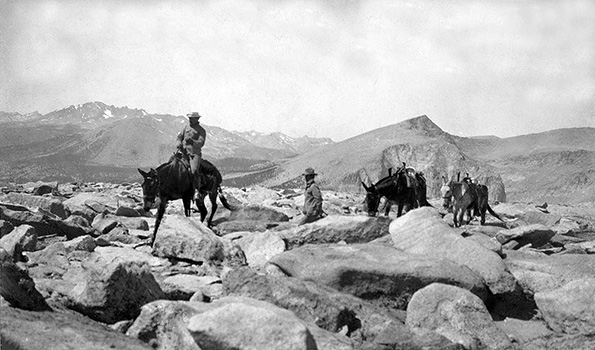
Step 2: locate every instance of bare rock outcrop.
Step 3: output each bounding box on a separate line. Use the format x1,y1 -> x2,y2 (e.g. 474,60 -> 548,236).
406,283 -> 511,350
1,192 -> 69,219
127,297 -> 353,350
0,224 -> 37,261
0,203 -> 92,239
65,252 -> 165,323
268,243 -> 488,308
152,216 -> 224,264
534,278 -> 595,334
223,267 -> 459,350
496,224 -> 556,249
226,230 -> 286,269
0,248 -> 51,311
1,306 -> 152,350
276,215 -> 392,249
389,207 -> 518,296
504,250 -> 595,295
187,301 -> 320,350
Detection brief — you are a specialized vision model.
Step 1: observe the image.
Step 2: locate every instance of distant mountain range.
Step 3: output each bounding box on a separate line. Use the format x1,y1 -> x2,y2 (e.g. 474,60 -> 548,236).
225,116 -> 594,204
1,102 -> 594,204
0,102 -> 333,184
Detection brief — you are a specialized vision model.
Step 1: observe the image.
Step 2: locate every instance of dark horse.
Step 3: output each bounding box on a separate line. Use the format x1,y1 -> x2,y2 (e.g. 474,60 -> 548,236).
138,152 -> 233,246
362,169 -> 431,217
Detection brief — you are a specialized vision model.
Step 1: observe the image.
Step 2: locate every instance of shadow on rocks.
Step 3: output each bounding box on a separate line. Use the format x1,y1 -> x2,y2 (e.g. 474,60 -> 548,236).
486,284 -> 539,321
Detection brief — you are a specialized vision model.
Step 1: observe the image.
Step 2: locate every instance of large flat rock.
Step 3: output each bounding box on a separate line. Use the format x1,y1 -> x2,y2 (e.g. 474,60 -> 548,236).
1,307 -> 152,350
389,207 -> 518,296
504,250 -> 595,294
269,243 -> 488,308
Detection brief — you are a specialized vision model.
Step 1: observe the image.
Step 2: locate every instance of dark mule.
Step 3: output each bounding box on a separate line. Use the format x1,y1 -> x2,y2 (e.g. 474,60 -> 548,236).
440,176 -> 502,227
138,152 -> 232,246
362,169 -> 431,217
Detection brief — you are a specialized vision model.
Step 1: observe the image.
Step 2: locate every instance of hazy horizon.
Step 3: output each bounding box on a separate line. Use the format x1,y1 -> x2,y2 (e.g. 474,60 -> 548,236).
1,0 -> 594,142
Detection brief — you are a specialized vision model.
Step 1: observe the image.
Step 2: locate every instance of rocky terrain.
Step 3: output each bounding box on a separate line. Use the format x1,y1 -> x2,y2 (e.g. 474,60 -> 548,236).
1,180 -> 594,349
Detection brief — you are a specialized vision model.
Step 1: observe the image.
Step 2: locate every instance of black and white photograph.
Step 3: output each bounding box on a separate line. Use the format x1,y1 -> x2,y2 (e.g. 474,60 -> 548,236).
1,1 -> 594,349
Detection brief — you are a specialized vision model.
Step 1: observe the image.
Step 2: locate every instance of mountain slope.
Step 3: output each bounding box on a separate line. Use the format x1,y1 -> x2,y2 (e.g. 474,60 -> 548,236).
244,120 -> 593,204
0,102 -> 327,184
232,130 -> 334,153
1,103 -> 592,204
453,128 -> 595,203
250,115 -> 506,201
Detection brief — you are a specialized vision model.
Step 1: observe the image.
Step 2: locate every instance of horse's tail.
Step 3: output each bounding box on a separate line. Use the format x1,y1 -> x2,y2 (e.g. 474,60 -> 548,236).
487,203 -> 503,221
217,186 -> 234,211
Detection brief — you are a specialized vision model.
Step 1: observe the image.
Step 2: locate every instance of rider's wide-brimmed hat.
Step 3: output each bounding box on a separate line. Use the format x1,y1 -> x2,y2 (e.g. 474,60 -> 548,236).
186,112 -> 201,119
302,167 -> 317,176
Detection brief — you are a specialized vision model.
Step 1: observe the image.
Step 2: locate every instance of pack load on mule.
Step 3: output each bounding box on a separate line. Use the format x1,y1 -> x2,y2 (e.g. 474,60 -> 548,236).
138,150 -> 232,247
362,162 -> 431,217
440,171 -> 503,227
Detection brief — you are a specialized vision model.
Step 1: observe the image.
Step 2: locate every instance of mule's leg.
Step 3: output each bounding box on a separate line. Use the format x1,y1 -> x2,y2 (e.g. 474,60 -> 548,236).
182,197 -> 191,217
195,193 -> 208,222
397,203 -> 404,217
480,207 -> 487,225
458,208 -> 466,227
466,208 -> 473,224
384,201 -> 392,216
151,200 -> 167,247
207,193 -> 218,227
453,207 -> 461,227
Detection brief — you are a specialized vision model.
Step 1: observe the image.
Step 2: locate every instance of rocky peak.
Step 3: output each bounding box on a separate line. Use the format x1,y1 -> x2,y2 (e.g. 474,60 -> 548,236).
38,102 -> 147,128
400,115 -> 451,140
0,111 -> 43,124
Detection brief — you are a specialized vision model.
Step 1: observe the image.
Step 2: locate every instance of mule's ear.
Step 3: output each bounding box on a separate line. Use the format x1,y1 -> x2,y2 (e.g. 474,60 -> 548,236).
361,181 -> 370,192
138,168 -> 148,177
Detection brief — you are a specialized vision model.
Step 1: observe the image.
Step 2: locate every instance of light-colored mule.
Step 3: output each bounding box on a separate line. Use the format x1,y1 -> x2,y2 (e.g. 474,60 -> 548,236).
441,177 -> 475,227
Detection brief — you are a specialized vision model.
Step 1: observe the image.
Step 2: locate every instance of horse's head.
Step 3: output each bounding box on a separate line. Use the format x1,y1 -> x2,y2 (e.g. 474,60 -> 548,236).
138,168 -> 159,211
440,176 -> 453,209
362,182 -> 381,216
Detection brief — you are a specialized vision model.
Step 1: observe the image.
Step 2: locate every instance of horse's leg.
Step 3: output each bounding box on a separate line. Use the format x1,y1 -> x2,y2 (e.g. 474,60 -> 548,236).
195,193 -> 208,222
466,207 -> 473,224
480,207 -> 487,225
397,202 -> 404,217
207,192 -> 218,227
384,200 -> 392,216
459,207 -> 467,227
453,206 -> 461,227
183,197 -> 191,217
151,199 -> 167,247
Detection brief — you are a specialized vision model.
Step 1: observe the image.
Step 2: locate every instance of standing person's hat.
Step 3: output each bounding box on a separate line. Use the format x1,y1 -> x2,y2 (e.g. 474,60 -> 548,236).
186,112 -> 201,119
302,167 -> 317,176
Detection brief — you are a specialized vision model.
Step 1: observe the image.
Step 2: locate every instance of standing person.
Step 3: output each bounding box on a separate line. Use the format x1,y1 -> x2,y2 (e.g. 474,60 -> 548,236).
177,112 -> 206,198
298,167 -> 324,225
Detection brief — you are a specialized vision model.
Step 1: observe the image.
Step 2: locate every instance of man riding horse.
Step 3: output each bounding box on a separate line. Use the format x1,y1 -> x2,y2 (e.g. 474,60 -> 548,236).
177,112 -> 206,201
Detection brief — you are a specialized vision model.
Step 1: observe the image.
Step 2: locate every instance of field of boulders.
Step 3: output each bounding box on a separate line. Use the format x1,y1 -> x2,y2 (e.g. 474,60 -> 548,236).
1,181 -> 594,350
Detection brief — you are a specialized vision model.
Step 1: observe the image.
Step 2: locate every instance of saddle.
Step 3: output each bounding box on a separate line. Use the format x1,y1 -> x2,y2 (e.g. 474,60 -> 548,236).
394,168 -> 415,189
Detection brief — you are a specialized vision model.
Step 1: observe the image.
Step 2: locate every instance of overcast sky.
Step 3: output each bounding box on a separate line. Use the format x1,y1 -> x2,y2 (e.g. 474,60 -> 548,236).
1,0 -> 594,141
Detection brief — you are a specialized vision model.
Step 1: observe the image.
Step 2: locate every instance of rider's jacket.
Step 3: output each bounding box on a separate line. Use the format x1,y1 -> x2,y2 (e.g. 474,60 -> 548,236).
177,123 -> 206,156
